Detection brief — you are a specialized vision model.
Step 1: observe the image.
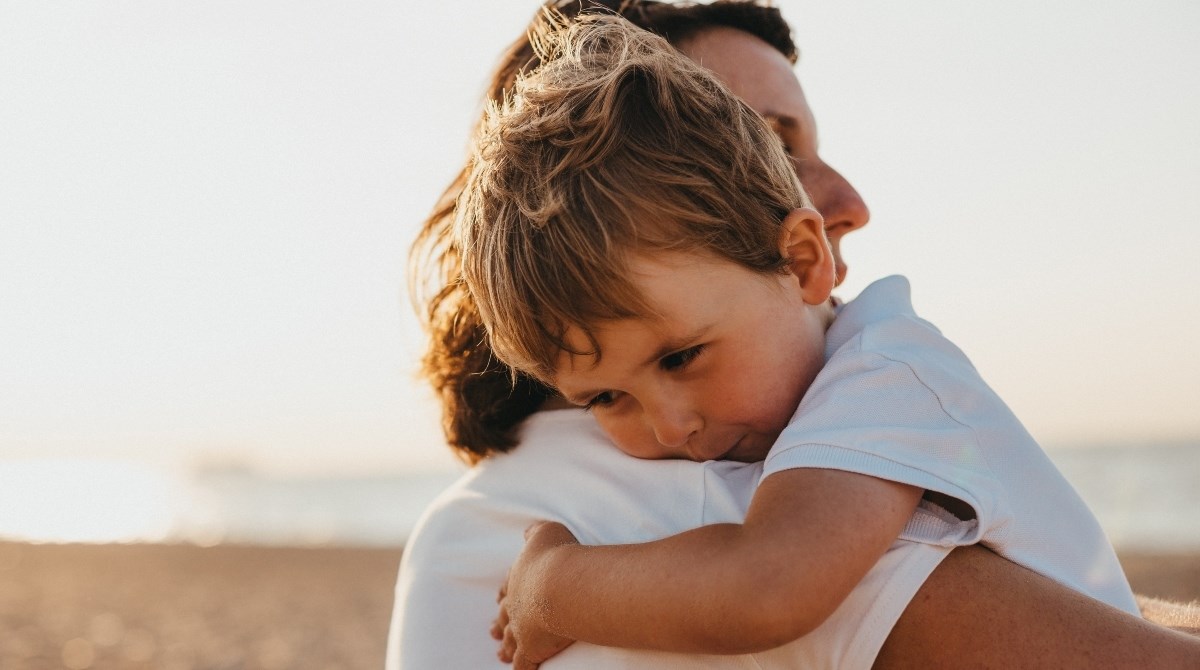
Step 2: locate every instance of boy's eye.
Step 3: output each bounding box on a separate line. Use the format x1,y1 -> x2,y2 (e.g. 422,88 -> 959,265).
584,391 -> 616,410
660,344 -> 704,371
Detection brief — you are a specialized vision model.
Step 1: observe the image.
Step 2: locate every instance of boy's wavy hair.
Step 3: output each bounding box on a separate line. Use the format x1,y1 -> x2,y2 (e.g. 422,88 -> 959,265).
412,1 -> 799,463
456,12 -> 808,386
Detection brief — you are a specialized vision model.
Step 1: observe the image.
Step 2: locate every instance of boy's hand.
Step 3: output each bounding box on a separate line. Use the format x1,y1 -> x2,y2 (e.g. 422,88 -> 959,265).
491,521 -> 580,668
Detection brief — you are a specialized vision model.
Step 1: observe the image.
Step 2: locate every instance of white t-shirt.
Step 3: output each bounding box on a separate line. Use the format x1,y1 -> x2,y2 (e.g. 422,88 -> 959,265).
387,408 -> 951,669
764,275 -> 1139,614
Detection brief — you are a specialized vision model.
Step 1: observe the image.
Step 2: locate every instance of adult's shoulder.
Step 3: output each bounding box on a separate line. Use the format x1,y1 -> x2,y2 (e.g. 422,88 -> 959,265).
426,409 -> 757,544
389,410 -> 756,669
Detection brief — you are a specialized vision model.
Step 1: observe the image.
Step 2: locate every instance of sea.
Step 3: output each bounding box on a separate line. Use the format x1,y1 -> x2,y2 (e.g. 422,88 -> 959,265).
1,442 -> 1197,550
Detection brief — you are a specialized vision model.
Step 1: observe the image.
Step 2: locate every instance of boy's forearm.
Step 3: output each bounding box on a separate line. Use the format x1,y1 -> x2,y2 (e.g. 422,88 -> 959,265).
535,470 -> 922,654
536,523 -> 807,653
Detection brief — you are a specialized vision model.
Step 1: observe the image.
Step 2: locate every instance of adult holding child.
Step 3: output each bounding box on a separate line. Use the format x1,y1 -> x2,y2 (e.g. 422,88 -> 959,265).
388,2 -> 1200,668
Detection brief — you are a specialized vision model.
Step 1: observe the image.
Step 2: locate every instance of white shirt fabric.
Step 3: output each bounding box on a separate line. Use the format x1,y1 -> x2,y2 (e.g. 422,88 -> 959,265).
387,408 -> 951,669
764,275 -> 1139,615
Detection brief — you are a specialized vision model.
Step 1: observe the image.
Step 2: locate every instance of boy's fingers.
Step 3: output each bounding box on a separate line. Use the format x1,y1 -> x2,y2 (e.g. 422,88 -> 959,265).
513,650 -> 540,670
491,595 -> 510,640
490,614 -> 506,641
500,625 -> 518,663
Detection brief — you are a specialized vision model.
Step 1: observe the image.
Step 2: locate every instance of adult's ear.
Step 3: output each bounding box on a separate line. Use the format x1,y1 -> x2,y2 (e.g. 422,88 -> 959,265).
778,207 -> 836,306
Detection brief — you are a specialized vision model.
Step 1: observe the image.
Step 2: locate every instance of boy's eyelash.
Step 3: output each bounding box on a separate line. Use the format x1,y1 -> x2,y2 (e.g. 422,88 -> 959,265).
660,344 -> 705,371
583,391 -> 615,411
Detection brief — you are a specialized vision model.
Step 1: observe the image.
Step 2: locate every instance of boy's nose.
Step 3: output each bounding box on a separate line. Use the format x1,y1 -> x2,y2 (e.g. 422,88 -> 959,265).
647,403 -> 701,455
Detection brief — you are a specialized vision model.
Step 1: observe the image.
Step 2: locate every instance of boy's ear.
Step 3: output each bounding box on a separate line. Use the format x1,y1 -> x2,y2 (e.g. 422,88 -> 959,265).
778,207 -> 836,306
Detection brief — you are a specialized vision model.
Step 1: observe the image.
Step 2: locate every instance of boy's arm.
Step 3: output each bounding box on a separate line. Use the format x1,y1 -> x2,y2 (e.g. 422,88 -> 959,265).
498,468 -> 921,659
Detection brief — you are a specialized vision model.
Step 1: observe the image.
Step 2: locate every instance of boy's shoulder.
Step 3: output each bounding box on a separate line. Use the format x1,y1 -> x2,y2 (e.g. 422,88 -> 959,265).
827,275 -> 977,380
829,276 -> 928,349
828,276 -> 917,347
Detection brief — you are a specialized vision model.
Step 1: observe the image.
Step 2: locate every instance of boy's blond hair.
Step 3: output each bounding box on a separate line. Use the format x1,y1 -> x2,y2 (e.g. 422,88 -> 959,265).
456,12 -> 811,384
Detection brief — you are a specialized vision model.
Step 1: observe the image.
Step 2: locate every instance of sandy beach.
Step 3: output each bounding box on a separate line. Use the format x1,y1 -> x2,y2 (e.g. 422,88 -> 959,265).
0,543 -> 401,669
1,542 -> 1196,669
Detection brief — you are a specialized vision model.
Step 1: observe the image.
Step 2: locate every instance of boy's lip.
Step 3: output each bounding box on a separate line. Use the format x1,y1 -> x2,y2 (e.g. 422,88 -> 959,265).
717,436 -> 758,463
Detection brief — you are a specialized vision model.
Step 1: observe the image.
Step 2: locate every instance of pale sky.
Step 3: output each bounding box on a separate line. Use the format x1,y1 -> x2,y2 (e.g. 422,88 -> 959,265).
2,0 -> 1198,476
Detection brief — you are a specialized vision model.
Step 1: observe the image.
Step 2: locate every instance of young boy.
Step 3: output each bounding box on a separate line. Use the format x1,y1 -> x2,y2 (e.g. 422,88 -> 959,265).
456,13 -> 1139,667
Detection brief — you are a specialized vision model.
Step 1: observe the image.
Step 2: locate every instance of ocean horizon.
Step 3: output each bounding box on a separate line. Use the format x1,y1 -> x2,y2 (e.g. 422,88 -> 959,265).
2,441 -> 1197,550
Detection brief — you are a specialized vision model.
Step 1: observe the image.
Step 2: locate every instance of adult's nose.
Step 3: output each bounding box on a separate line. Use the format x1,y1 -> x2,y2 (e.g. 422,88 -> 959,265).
810,162 -> 870,285
813,160 -> 869,233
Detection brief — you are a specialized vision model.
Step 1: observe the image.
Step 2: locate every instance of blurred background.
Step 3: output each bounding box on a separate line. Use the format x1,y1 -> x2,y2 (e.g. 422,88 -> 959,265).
1,0 -> 1198,666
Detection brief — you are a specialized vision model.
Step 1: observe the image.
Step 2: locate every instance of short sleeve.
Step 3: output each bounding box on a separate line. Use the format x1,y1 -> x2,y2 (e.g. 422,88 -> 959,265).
763,345 -> 1000,546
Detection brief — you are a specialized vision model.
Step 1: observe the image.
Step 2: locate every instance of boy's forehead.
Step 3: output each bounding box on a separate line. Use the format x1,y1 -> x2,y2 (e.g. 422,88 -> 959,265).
551,314 -> 655,369
549,322 -> 607,397
553,324 -> 597,373
551,317 -> 655,372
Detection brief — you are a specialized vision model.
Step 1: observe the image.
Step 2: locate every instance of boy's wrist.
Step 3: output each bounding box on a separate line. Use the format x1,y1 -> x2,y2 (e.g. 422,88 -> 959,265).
533,541 -> 583,633
517,522 -> 584,633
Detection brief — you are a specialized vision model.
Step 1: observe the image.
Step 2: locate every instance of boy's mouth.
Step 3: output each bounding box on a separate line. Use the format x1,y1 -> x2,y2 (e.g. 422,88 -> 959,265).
717,436 -> 760,463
